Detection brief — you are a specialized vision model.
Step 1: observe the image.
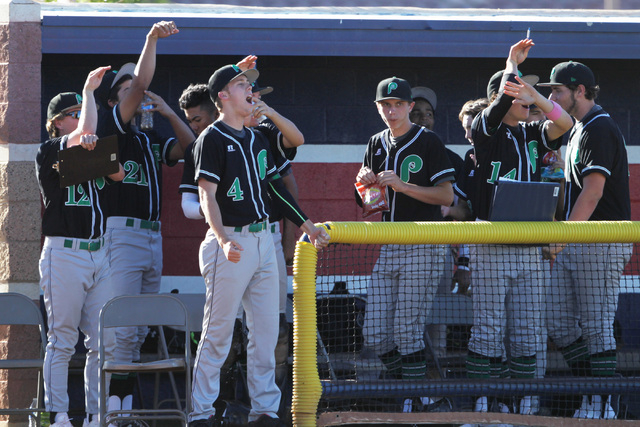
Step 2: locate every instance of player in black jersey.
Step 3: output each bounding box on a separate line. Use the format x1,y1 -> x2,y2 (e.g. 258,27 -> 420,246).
37,66 -> 123,427
94,21 -> 194,417
465,39 -> 573,415
189,64 -> 328,427
539,61 -> 632,419
356,76 -> 456,413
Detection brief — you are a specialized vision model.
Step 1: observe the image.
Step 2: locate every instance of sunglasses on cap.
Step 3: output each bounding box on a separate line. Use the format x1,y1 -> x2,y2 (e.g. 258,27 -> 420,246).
65,110 -> 81,119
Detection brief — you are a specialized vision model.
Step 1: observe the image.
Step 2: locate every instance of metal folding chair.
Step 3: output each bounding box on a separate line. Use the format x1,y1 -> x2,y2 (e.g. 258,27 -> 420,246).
99,295 -> 190,426
0,292 -> 47,426
154,293 -> 205,412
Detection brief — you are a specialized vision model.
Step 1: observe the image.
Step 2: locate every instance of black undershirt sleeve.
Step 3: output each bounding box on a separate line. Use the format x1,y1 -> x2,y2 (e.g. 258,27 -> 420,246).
268,177 -> 309,228
484,73 -> 518,132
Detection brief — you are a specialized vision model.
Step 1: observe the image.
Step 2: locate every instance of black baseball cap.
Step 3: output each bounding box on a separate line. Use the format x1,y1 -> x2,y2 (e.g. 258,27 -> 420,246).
47,92 -> 82,120
375,77 -> 412,103
252,80 -> 273,96
537,61 -> 596,87
208,65 -> 259,102
95,62 -> 136,107
487,70 -> 540,99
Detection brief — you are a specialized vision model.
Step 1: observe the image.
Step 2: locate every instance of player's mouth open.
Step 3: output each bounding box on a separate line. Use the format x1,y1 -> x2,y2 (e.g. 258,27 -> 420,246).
247,96 -> 254,104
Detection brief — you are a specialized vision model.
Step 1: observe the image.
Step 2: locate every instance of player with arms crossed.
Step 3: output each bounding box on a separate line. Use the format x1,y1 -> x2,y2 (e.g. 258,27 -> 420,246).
466,38 -> 573,415
539,61 -> 632,419
188,64 -> 329,427
356,77 -> 455,412
38,66 -> 124,427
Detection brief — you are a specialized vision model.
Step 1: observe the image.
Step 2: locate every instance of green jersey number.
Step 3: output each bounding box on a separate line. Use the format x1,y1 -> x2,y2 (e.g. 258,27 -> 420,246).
123,161 -> 149,186
487,161 -> 516,184
227,177 -> 244,201
65,184 -> 91,207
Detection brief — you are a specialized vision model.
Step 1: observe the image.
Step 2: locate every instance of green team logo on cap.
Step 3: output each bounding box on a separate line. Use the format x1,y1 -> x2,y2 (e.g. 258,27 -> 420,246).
387,82 -> 398,95
232,65 -> 241,72
75,94 -> 83,104
550,67 -> 557,77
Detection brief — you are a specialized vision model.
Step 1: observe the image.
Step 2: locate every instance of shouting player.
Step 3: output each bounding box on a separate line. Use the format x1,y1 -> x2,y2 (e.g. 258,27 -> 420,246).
356,77 -> 455,412
539,61 -> 632,419
188,64 -> 329,426
466,39 -> 573,415
38,66 -> 123,427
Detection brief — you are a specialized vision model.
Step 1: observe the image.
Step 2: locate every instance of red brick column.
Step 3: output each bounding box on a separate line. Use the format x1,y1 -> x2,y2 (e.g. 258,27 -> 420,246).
0,0 -> 43,424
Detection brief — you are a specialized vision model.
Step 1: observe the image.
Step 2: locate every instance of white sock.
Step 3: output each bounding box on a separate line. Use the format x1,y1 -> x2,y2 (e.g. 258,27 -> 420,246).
122,394 -> 133,411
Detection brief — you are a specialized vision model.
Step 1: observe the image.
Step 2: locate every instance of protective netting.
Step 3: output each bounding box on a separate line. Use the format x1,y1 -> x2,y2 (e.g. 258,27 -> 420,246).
312,240 -> 640,423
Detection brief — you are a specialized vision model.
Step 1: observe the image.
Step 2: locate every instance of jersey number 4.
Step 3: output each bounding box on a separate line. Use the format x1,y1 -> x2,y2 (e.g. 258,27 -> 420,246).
227,177 -> 244,201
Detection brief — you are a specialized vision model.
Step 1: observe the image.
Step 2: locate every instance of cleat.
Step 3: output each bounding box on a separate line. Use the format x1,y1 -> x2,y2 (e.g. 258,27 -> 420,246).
51,413 -> 73,427
474,396 -> 489,412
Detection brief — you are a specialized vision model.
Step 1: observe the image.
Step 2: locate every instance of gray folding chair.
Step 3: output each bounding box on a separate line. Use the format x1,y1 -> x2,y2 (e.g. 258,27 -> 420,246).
154,293 -> 205,412
99,295 -> 190,426
0,292 -> 47,425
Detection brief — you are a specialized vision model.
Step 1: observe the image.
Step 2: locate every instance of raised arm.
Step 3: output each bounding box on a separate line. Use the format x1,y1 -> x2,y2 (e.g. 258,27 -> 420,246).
144,90 -> 194,160
251,98 -> 304,148
505,39 -> 534,75
118,21 -> 179,124
504,76 -> 573,140
67,66 -> 111,147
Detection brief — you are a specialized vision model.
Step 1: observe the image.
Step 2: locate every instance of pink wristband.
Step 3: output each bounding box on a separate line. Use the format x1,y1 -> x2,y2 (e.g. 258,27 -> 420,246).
546,100 -> 563,121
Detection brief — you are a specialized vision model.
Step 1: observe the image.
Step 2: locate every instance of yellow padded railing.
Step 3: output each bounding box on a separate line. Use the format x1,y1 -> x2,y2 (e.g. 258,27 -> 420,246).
290,221 -> 640,426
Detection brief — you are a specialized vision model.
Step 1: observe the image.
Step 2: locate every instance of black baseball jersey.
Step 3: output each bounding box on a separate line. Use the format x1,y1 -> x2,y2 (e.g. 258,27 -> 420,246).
453,148 -> 477,215
193,121 -> 280,227
98,105 -> 177,221
471,78 -> 562,220
254,122 -> 293,222
361,124 -> 456,222
36,135 -> 109,239
179,141 -> 197,195
564,105 -> 630,221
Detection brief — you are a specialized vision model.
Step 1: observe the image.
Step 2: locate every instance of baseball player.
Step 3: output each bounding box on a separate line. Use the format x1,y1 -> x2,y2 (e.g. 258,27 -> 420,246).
466,38 -> 573,415
94,21 -> 194,417
538,61 -> 632,419
356,77 -> 455,413
38,67 -> 123,427
188,64 -> 329,427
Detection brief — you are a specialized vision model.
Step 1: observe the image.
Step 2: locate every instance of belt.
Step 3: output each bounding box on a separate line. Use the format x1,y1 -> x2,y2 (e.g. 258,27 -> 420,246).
271,224 -> 276,233
63,238 -> 103,252
234,221 -> 267,233
126,218 -> 160,231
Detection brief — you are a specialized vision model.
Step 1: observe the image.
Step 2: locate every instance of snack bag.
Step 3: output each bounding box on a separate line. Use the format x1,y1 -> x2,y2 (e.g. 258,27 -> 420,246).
355,181 -> 389,218
541,151 -> 564,180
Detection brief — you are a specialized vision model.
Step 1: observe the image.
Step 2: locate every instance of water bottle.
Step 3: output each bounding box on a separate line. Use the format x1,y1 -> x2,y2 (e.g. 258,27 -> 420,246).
140,94 -> 153,131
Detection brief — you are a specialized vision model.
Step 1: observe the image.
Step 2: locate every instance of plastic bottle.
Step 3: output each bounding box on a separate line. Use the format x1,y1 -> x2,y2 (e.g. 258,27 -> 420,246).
140,94 -> 154,130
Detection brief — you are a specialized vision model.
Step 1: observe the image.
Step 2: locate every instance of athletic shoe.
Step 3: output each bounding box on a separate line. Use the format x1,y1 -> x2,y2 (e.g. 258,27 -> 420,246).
51,413 -> 73,427
189,416 -> 216,427
573,395 -> 599,419
474,396 -> 489,412
519,395 -> 534,415
602,395 -> 618,419
495,401 -> 511,414
82,419 -> 100,427
402,396 -> 453,413
247,414 -> 287,427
